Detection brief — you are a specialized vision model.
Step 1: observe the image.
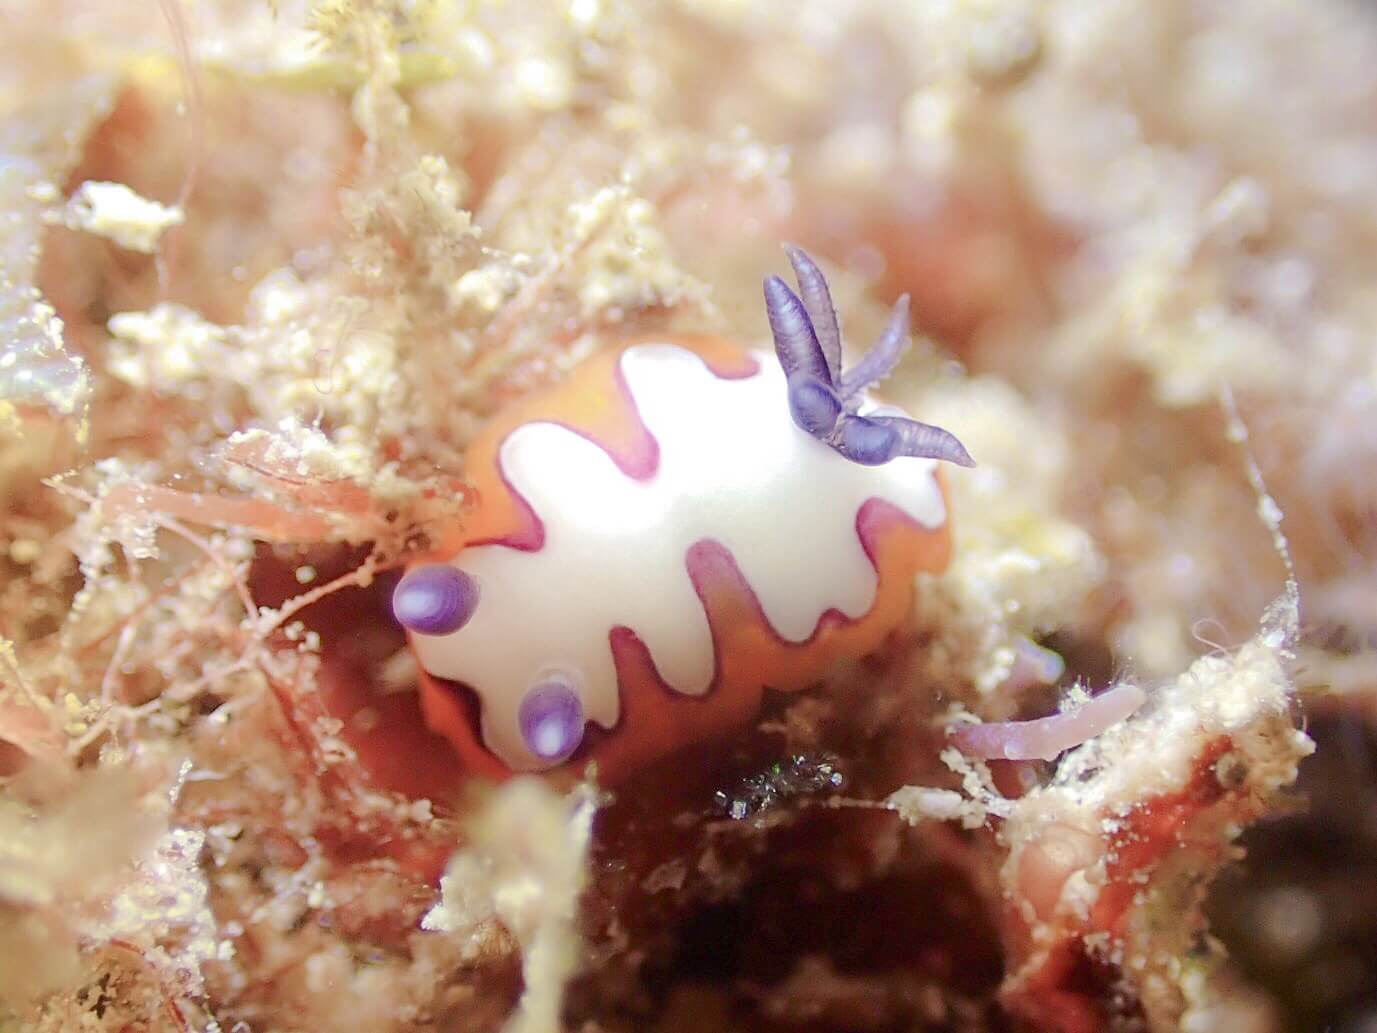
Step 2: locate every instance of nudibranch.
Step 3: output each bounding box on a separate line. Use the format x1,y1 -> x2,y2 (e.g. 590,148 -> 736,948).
393,248 -> 974,784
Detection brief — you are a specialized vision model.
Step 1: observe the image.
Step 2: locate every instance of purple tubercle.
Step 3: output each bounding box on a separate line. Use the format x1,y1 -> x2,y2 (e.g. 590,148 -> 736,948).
518,679 -> 585,763
392,564 -> 480,636
764,248 -> 976,470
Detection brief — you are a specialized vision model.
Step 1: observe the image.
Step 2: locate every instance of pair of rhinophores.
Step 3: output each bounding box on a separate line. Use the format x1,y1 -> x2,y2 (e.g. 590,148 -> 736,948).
392,247 -> 978,783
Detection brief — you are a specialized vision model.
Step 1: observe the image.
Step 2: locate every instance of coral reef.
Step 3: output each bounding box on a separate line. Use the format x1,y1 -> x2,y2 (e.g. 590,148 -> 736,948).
1,1 -> 1372,1031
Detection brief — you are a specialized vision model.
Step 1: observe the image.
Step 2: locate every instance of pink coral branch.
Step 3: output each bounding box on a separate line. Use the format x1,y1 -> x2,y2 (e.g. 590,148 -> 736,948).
949,684 -> 1147,762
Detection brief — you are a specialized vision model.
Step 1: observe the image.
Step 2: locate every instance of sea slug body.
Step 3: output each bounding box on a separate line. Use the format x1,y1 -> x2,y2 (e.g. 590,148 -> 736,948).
394,248 -> 973,783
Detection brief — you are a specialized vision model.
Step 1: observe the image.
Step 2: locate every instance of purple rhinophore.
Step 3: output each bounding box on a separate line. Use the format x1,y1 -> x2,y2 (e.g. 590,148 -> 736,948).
763,274 -> 829,383
836,415 -> 900,466
392,564 -> 480,636
868,413 -> 974,468
518,679 -> 585,763
785,246 -> 842,380
839,294 -> 910,400
787,374 -> 843,438
764,248 -> 976,470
